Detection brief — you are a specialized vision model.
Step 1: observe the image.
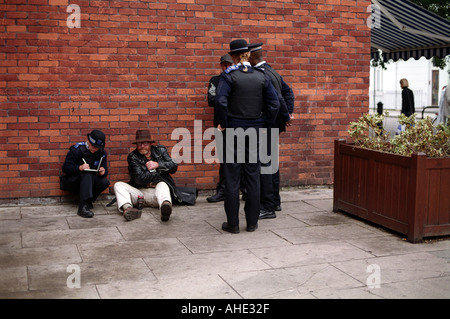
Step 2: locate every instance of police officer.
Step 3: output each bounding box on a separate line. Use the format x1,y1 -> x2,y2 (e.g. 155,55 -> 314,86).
215,39 -> 280,233
248,42 -> 295,218
61,130 -> 110,218
206,54 -> 232,203
207,54 -> 247,203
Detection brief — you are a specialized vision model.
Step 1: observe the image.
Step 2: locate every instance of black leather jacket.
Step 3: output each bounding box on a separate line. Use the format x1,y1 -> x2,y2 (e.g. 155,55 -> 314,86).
127,145 -> 177,188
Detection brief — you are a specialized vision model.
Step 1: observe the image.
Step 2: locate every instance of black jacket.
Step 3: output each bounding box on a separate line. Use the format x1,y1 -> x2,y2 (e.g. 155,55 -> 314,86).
207,75 -> 221,127
401,87 -> 415,117
127,145 -> 196,205
255,63 -> 294,131
215,63 -> 280,128
62,142 -> 108,177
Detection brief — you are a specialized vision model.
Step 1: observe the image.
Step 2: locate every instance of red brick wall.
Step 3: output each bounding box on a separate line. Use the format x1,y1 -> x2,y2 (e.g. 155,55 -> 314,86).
0,0 -> 371,199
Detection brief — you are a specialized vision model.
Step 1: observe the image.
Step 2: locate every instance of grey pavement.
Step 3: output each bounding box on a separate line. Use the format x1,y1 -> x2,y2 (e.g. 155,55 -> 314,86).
0,187 -> 449,299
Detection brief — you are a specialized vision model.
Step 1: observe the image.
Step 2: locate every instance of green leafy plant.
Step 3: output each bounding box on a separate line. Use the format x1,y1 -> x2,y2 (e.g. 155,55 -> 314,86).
348,113 -> 450,157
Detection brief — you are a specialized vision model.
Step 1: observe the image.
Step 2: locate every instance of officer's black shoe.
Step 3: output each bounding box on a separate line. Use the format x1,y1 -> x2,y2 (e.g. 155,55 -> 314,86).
77,205 -> 94,218
247,224 -> 258,232
221,222 -> 240,234
259,210 -> 276,219
275,205 -> 282,211
207,190 -> 224,203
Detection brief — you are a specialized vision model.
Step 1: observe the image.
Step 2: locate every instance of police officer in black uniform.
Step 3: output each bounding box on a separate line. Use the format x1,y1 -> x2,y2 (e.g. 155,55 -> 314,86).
206,54 -> 232,203
61,130 -> 110,218
207,54 -> 248,203
248,42 -> 295,219
215,39 -> 280,233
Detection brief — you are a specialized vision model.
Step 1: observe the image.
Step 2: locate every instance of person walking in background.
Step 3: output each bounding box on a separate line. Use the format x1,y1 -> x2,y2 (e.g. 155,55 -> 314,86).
400,78 -> 415,117
437,85 -> 449,125
61,130 -> 110,218
397,78 -> 415,135
215,39 -> 280,233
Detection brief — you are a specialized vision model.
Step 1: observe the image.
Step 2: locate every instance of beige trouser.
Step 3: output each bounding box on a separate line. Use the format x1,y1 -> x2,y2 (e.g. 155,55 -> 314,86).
113,181 -> 171,212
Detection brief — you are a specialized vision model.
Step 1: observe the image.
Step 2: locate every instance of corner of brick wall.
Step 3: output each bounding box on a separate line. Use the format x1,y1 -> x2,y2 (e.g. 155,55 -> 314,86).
0,0 -> 371,199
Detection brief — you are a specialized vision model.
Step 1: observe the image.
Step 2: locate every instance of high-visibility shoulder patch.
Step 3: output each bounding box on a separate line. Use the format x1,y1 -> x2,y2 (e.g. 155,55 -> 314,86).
224,65 -> 239,74
73,142 -> 87,149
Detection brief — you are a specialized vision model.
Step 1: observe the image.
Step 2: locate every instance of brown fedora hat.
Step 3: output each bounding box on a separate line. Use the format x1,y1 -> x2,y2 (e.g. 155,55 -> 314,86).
132,130 -> 155,144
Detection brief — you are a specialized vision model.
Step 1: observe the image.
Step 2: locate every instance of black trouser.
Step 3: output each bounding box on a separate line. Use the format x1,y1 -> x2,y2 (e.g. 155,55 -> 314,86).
63,172 -> 110,206
260,126 -> 280,211
223,126 -> 260,227
216,133 -> 246,195
217,162 -> 247,195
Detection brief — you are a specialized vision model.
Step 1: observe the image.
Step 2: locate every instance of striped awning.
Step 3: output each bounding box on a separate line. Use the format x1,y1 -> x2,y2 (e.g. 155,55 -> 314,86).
370,0 -> 450,62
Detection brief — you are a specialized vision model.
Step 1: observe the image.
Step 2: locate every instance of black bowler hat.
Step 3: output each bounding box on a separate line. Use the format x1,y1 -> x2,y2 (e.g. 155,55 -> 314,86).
248,42 -> 263,52
228,39 -> 250,55
87,130 -> 106,148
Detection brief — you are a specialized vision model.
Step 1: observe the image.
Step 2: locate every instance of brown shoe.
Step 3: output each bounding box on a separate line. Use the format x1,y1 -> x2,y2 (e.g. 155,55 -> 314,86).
160,200 -> 172,222
123,207 -> 141,221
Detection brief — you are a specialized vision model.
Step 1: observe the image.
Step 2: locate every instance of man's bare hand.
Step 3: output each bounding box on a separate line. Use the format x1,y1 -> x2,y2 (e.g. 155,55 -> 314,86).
146,160 -> 159,171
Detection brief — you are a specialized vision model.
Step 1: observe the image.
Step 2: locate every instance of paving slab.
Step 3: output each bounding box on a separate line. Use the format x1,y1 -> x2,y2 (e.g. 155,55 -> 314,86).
117,219 -> 220,241
22,227 -> 125,248
346,236 -> 450,257
79,238 -> 192,262
0,267 -> 28,293
332,251 -> 450,285
144,250 -> 271,280
249,241 -> 374,269
220,263 -> 366,299
0,217 -> 69,234
27,258 -> 156,290
96,275 -> 241,299
0,245 -> 82,268
0,233 -> 21,250
270,223 -> 384,245
0,207 -> 20,220
364,277 -> 450,299
178,231 -> 291,254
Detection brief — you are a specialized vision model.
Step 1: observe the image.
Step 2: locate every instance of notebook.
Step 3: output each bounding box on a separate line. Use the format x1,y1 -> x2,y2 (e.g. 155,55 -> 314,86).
84,156 -> 103,172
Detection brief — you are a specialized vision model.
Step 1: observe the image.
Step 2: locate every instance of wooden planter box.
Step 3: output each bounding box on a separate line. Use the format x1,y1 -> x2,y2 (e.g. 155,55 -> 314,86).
333,139 -> 450,243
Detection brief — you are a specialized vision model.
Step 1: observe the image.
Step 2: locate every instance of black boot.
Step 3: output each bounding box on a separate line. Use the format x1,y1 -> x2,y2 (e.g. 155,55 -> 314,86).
207,189 -> 225,202
259,209 -> 276,219
77,204 -> 94,218
221,222 -> 240,234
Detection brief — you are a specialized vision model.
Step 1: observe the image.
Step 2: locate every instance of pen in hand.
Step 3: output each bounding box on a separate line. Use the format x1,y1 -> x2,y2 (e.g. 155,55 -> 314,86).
80,158 -> 90,171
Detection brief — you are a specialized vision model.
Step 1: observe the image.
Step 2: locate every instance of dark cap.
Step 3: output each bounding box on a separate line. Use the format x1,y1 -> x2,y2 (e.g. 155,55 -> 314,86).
220,54 -> 233,64
228,39 -> 250,55
87,130 -> 106,148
